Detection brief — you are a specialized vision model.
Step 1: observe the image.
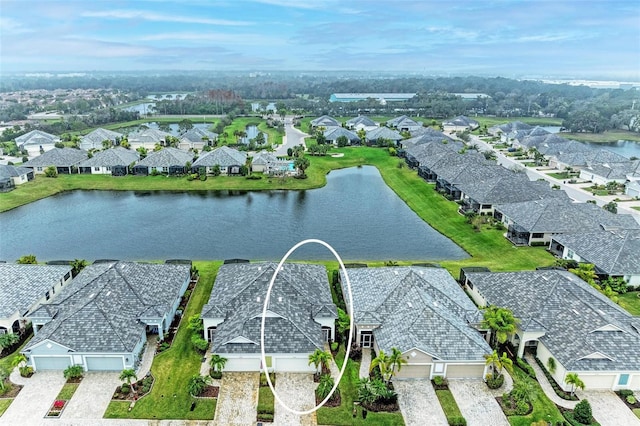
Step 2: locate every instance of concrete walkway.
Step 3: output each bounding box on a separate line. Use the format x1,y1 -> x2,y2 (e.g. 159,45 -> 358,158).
524,354 -> 577,409
448,379 -> 509,426
359,348 -> 372,378
274,373 -> 317,426
136,336 -> 157,378
1,370 -> 66,423
212,372 -> 259,426
395,379 -> 448,426
62,372 -> 121,419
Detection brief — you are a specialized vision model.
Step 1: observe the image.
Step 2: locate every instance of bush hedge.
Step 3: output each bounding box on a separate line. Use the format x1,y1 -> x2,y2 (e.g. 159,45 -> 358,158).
534,357 -> 578,401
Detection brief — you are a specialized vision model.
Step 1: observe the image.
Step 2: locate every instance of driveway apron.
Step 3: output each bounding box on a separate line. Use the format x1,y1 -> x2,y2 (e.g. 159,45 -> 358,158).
61,372 -> 121,419
274,373 -> 317,426
212,372 -> 259,426
578,390 -> 640,426
448,379 -> 509,426
394,379 -> 448,426
1,370 -> 66,424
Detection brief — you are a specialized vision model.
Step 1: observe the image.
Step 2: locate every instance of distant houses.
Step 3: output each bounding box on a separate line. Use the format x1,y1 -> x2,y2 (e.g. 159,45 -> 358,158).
79,128 -> 123,151
15,130 -> 60,156
0,164 -> 34,191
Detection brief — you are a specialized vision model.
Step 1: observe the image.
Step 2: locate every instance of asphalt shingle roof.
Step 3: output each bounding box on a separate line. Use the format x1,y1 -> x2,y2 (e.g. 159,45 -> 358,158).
311,115 -> 340,127
443,116 -> 479,128
192,146 -> 247,168
202,262 -> 336,354
365,126 -> 402,141
23,148 -> 88,167
180,127 -> 218,143
80,128 -> 123,149
346,116 -> 377,127
136,147 -> 193,167
15,130 -> 59,146
0,264 -> 72,318
78,147 -> 140,167
25,262 -> 190,353
552,229 -> 640,276
128,128 -> 172,144
0,164 -> 31,179
340,267 -> 490,361
324,127 -> 359,142
555,149 -> 630,167
466,270 -> 640,372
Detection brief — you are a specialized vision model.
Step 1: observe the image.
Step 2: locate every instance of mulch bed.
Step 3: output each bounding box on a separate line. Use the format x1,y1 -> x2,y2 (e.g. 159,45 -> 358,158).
496,395 -> 533,416
615,391 -> 640,411
66,377 -> 83,384
316,393 -> 341,407
362,400 -> 399,412
0,382 -> 23,398
198,385 -> 219,398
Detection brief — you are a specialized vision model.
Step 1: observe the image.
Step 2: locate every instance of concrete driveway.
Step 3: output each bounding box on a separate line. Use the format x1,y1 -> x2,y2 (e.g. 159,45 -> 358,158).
395,379 -> 448,426
274,373 -> 316,426
212,372 -> 259,426
448,379 -> 509,426
62,372 -> 121,419
1,370 -> 66,423
579,390 -> 640,426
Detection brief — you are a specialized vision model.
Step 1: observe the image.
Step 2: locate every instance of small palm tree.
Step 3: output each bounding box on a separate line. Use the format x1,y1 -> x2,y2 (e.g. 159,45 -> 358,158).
210,354 -> 227,375
547,357 -> 556,374
119,369 -> 137,392
187,375 -> 207,397
308,349 -> 331,376
11,353 -> 27,369
316,374 -> 335,401
481,306 -> 520,348
484,350 -> 513,379
370,350 -> 392,383
388,347 -> 407,382
564,373 -> 585,397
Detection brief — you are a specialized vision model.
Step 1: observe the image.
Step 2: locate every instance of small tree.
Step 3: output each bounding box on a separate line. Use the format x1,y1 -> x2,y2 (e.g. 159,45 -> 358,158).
211,165 -> 221,177
187,314 -> 204,334
316,374 -> 337,401
564,373 -> 585,397
568,263 -> 597,286
187,375 -> 207,396
388,347 -> 407,380
308,348 -> 331,377
63,365 -> 84,381
44,166 -> 58,178
574,399 -> 592,424
119,369 -> 137,392
336,308 -> 350,342
370,350 -> 392,383
294,155 -> 310,178
484,350 -> 512,379
70,259 -> 88,277
603,201 -> 618,214
210,354 -> 227,378
17,254 -> 37,264
481,306 -> 520,348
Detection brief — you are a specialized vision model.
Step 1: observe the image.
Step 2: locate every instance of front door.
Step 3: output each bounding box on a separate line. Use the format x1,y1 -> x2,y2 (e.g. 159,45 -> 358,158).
361,332 -> 373,348
322,327 -> 331,342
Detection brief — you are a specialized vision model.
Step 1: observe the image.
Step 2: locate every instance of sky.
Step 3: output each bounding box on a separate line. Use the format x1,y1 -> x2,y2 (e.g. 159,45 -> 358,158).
1,0 -> 639,80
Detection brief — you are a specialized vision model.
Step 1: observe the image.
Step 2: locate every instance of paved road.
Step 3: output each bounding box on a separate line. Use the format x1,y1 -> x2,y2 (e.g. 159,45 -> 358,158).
275,116 -> 309,157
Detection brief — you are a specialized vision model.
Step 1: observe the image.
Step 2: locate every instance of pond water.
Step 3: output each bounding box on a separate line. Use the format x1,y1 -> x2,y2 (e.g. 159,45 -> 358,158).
0,167 -> 468,262
240,125 -> 268,145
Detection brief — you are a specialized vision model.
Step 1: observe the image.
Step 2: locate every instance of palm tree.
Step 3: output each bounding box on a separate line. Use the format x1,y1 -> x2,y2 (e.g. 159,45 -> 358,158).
370,350 -> 392,383
308,348 -> 331,376
187,375 -> 207,397
564,373 -> 585,397
119,369 -> 137,392
11,353 -> 27,369
210,354 -> 227,374
568,263 -> 597,286
388,347 -> 407,381
481,306 -> 520,348
484,350 -> 513,379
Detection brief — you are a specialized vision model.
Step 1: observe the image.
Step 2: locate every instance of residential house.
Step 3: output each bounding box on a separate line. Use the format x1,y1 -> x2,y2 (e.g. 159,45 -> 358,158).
463,270 -> 640,390
550,149 -> 629,171
495,198 -> 640,246
192,146 -> 247,175
128,128 -> 172,151
550,229 -> 640,286
345,116 -> 377,131
364,127 -> 403,146
22,148 -> 88,174
0,164 -> 33,191
15,130 -> 60,156
442,115 -> 479,133
78,147 -> 140,175
626,180 -> 640,198
488,121 -> 533,141
79,128 -> 123,151
201,262 -> 337,372
386,115 -> 422,133
132,147 -> 193,175
399,128 -> 455,152
251,150 -> 293,175
179,128 -> 218,151
23,261 -> 190,371
341,266 -> 491,379
323,127 -> 360,145
310,115 -> 341,129
0,264 -> 73,335
579,160 -> 640,186
429,152 -> 488,199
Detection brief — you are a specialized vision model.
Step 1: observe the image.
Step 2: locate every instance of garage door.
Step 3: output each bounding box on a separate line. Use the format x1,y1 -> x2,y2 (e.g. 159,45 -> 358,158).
395,364 -> 431,379
580,374 -> 616,390
447,364 -> 484,379
85,356 -> 124,371
33,356 -> 72,370
275,357 -> 313,373
225,357 -> 261,371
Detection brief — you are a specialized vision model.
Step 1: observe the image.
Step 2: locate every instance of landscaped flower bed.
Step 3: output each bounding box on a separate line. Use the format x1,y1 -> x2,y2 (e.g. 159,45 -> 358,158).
112,373 -> 155,401
615,390 -> 640,412
0,380 -> 23,398
534,357 -> 578,401
45,399 -> 67,417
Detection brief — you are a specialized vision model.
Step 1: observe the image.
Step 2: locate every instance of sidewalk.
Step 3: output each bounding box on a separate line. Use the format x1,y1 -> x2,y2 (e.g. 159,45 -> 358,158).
524,354 -> 577,409
359,348 -> 372,379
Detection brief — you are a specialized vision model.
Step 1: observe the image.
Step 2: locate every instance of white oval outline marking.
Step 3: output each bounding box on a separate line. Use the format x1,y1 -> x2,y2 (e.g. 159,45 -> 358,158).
260,238 -> 354,416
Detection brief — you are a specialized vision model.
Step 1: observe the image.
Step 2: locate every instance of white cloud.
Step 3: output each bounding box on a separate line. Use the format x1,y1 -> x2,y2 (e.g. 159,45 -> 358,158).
140,31 -> 287,46
0,17 -> 34,34
81,9 -> 253,26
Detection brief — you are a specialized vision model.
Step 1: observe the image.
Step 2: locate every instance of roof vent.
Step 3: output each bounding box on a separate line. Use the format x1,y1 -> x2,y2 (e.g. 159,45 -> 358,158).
278,296 -> 283,302
394,270 -> 399,275
572,309 -> 580,316
407,302 -> 413,308
258,266 -> 261,271
88,293 -> 95,299
257,296 -> 261,302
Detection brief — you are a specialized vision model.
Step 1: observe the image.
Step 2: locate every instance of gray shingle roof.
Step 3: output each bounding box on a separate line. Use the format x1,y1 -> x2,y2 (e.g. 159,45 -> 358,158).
15,130 -> 59,146
78,147 -> 140,167
252,150 -> 278,165
0,264 -> 72,318
489,121 -> 533,134
552,229 -> 640,276
443,116 -> 479,128
25,262 -> 190,353
387,115 -> 421,128
136,147 -> 193,167
341,267 -> 490,361
311,115 -> 340,127
192,146 -> 247,168
346,116 -> 377,127
581,160 -> 640,181
128,128 -> 172,144
466,270 -> 640,372
555,149 -> 630,167
365,126 -> 402,141
202,262 -> 336,354
80,128 -> 123,149
324,127 -> 359,142
0,164 -> 31,179
181,127 -> 218,143
22,148 -> 88,167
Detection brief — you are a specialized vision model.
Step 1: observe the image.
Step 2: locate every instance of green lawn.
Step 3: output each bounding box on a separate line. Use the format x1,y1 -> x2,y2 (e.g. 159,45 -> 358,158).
56,383 -> 79,400
104,261 -> 220,420
0,335 -> 33,371
316,346 -> 404,426
507,366 -> 564,426
219,117 -> 283,146
473,117 -> 563,129
633,408 -> 640,419
435,388 -> 465,424
546,172 -> 569,180
0,399 -> 12,417
618,292 -> 640,316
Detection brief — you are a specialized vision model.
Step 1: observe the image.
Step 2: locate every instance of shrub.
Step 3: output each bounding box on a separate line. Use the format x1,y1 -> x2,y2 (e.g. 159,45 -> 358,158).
19,366 -> 34,377
516,358 -> 536,378
191,335 -> 209,352
515,400 -> 529,415
121,383 -> 131,394
187,375 -> 207,397
259,372 -> 276,387
627,395 -> 637,404
619,389 -> 634,397
486,373 -> 504,389
330,342 -> 338,352
63,365 -> 84,380
574,399 -> 592,424
210,371 -> 222,380
44,166 -> 58,178
433,376 -> 445,386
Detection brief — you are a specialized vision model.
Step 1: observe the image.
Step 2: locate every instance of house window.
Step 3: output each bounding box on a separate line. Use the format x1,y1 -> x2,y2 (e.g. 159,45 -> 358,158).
532,233 -> 544,239
618,374 -> 629,386
94,167 -> 100,171
106,167 -> 111,171
567,249 -> 575,258
64,272 -> 71,280
45,291 -> 51,301
361,331 -> 373,348
37,167 -> 43,172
